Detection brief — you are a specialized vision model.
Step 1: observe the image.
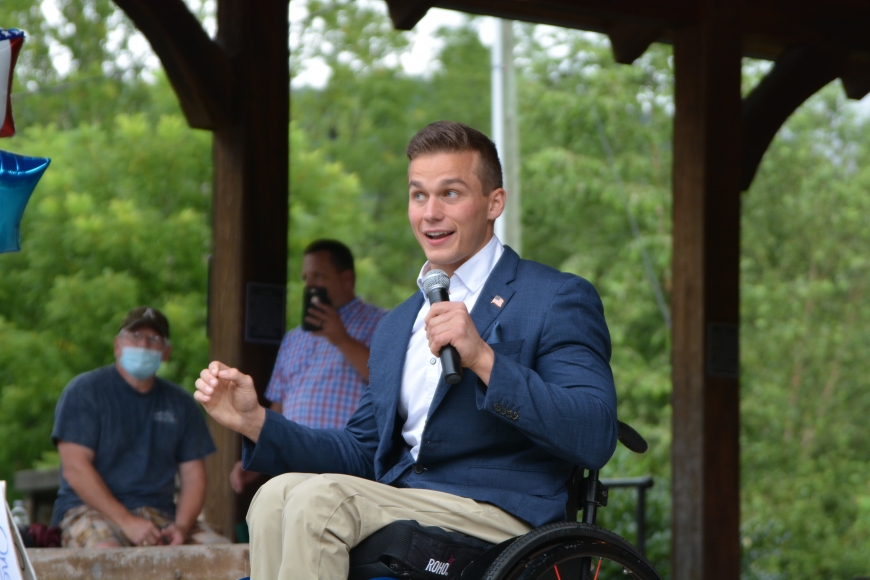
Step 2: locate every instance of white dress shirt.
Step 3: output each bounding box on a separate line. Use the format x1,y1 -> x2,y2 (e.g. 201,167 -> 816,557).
399,235 -> 505,460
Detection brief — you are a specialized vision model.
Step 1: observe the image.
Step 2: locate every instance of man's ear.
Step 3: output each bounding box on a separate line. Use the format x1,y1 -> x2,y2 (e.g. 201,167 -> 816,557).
341,269 -> 356,293
487,188 -> 507,221
161,344 -> 172,362
113,335 -> 122,359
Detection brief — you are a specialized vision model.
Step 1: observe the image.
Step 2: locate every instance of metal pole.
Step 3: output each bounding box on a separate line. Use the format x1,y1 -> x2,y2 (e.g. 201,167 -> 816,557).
637,484 -> 648,556
601,476 -> 654,557
490,18 -> 521,253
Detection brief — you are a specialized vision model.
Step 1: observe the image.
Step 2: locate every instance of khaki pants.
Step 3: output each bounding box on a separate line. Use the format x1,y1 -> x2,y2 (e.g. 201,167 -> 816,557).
247,473 -> 533,579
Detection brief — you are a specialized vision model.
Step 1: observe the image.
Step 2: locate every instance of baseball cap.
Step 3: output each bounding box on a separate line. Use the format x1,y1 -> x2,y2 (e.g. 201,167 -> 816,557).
119,306 -> 170,338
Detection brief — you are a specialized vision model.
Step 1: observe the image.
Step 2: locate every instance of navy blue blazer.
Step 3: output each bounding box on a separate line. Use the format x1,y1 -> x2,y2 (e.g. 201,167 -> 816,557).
244,247 -> 617,527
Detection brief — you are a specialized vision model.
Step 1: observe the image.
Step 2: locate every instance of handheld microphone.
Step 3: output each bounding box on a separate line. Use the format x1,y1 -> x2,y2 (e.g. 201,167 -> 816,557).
422,269 -> 463,385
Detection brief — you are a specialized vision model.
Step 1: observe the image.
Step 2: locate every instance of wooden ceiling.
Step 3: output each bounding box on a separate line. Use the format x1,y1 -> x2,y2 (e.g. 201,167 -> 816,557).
386,0 -> 870,189
385,0 -> 870,93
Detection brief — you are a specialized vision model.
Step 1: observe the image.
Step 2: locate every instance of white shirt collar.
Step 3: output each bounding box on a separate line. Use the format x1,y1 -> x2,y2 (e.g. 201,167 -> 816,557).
416,235 -> 504,300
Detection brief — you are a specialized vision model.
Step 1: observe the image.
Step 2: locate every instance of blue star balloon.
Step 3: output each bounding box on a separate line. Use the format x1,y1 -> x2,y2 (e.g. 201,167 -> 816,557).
0,149 -> 50,253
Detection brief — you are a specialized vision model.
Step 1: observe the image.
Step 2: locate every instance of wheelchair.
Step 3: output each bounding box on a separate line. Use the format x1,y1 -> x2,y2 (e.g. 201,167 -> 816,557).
353,420 -> 661,580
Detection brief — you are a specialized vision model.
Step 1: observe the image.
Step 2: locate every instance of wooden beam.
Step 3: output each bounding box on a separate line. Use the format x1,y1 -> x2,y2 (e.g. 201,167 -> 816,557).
413,0 -> 870,62
114,0 -> 232,129
29,545 -> 250,580
385,0 -> 437,30
607,21 -> 667,64
743,1 -> 870,57
741,45 -> 842,191
205,0 -> 289,540
841,57 -> 870,100
671,0 -> 742,579
435,0 -> 690,32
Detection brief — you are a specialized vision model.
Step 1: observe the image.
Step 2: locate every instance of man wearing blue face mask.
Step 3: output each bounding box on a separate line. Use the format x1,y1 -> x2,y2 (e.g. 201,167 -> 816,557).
50,306 -> 228,548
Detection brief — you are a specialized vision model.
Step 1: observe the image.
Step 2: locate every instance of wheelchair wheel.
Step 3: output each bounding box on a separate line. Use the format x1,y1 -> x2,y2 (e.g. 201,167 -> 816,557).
481,522 -> 660,580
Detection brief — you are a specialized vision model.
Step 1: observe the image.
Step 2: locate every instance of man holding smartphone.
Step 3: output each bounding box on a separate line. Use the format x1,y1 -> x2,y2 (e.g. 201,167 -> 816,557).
230,239 -> 387,493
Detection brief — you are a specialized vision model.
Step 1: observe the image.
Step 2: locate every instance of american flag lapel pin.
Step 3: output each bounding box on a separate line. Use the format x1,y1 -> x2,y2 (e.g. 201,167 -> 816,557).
491,295 -> 505,308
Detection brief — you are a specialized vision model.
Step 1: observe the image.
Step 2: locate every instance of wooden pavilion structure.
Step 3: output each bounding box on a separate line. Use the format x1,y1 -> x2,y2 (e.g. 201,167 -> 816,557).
107,1 -> 870,579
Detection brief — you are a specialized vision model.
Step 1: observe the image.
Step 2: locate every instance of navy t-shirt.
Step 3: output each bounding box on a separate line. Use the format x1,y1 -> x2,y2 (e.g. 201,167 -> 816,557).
50,365 -> 216,525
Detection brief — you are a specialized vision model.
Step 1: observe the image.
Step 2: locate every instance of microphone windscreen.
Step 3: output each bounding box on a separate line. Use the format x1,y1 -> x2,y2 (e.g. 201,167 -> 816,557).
422,269 -> 450,293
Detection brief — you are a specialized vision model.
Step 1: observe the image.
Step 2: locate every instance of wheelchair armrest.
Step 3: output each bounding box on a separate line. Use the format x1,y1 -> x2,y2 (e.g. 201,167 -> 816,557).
617,421 -> 648,454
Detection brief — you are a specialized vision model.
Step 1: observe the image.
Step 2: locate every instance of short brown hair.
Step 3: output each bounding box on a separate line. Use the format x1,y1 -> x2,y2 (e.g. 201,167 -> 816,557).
304,239 -> 355,274
406,121 -> 503,194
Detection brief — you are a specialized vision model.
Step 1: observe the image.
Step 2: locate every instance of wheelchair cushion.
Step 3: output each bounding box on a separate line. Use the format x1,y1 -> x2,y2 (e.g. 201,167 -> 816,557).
348,520 -> 493,580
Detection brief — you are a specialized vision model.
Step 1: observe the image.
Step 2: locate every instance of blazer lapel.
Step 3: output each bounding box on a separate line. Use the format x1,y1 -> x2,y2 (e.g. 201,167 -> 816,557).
376,292 -> 423,430
470,246 -> 519,339
426,246 -> 520,417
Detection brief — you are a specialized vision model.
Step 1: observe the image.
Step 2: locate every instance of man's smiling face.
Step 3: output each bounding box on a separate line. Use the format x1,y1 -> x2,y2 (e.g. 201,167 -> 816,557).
408,150 -> 505,276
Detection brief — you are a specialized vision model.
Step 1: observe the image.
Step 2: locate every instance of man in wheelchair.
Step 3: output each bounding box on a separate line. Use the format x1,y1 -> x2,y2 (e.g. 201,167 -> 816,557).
195,121 -> 618,579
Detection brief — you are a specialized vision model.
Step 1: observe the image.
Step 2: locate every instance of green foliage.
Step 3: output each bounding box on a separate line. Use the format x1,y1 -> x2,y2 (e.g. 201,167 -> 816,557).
32,450 -> 60,469
740,86 -> 870,578
290,10 -> 497,308
286,124 -> 387,325
292,0 -> 411,77
0,318 -> 73,483
427,19 -> 492,131
513,28 -> 674,575
0,109 -> 214,486
4,0 -> 153,129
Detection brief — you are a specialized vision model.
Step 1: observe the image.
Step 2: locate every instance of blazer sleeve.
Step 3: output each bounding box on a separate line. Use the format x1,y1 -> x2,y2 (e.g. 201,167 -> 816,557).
241,387 -> 379,479
478,275 -> 618,470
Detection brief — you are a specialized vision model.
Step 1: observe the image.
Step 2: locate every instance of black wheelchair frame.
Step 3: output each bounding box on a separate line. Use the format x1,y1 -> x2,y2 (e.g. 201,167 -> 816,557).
354,421 -> 662,580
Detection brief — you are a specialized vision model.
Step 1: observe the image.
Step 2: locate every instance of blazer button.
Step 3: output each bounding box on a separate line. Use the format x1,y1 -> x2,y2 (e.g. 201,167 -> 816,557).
494,403 -> 504,413
511,411 -> 519,420
413,464 -> 424,474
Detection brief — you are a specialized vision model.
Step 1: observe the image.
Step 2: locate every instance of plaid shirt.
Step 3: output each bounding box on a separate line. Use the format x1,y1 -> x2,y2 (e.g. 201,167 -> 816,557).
265,297 -> 387,429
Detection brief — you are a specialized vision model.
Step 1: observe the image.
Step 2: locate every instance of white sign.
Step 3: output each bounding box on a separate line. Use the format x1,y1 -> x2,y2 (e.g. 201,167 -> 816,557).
1,481 -> 36,580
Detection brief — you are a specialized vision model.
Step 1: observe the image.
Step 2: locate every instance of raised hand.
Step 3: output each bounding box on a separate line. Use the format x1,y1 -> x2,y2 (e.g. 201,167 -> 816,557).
194,361 -> 266,442
306,302 -> 349,345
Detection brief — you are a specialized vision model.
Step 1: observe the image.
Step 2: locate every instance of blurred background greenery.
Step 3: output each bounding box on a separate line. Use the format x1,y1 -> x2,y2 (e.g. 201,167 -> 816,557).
1,0 -> 869,576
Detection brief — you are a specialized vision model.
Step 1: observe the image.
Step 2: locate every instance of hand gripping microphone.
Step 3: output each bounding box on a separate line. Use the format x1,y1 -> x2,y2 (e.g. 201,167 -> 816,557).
422,269 -> 463,385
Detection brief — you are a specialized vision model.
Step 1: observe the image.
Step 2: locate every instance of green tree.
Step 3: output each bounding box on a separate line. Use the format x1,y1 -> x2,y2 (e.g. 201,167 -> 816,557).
286,124 -> 382,325
3,0 -> 154,130
291,5 -> 502,304
514,28 -> 675,574
0,105 -> 213,484
740,86 -> 870,578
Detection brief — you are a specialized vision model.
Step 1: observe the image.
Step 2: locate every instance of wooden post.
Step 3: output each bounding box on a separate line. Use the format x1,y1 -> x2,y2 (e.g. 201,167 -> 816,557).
205,0 -> 289,539
671,0 -> 742,578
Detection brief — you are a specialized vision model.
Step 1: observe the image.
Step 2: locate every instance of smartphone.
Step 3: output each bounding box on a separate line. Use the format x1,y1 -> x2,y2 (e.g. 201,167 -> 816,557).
301,286 -> 331,331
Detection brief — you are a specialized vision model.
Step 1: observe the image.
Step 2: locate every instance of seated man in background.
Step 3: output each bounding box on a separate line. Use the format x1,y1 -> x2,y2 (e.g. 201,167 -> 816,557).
51,306 -> 228,547
230,239 -> 387,493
